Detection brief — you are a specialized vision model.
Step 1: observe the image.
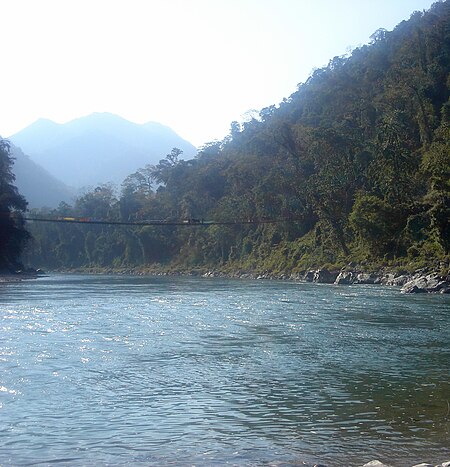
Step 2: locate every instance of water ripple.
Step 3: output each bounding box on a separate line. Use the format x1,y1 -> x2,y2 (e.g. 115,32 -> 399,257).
0,274 -> 449,466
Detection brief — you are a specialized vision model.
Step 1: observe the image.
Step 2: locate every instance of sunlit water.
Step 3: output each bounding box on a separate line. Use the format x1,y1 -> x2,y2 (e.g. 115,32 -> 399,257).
0,274 -> 449,466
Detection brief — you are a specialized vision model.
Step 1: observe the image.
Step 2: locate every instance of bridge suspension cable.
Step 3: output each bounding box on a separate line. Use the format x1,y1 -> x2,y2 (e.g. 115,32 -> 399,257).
23,216 -> 297,227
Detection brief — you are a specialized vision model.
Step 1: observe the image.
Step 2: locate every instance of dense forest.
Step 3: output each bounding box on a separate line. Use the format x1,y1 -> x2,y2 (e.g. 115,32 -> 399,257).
8,1 -> 450,275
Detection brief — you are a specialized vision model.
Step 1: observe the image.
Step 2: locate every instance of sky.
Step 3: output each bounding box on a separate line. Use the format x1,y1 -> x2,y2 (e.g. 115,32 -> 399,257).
1,0 -> 438,147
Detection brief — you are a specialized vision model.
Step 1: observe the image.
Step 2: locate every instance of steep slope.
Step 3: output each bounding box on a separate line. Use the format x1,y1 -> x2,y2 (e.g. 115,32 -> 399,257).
22,1 -> 450,274
9,113 -> 196,188
10,144 -> 74,208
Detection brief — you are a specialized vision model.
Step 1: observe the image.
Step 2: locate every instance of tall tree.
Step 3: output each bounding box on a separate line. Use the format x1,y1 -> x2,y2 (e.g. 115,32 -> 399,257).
0,139 -> 29,271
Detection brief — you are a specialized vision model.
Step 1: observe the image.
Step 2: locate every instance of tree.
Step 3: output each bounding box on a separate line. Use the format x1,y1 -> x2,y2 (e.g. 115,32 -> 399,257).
349,194 -> 401,257
120,165 -> 155,220
122,165 -> 155,198
421,120 -> 450,253
21,1 -> 450,272
0,139 -> 29,271
74,184 -> 118,219
153,148 -> 184,185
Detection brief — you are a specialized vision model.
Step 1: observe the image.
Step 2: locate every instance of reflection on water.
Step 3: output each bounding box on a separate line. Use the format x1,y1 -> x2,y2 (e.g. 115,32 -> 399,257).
0,274 -> 449,466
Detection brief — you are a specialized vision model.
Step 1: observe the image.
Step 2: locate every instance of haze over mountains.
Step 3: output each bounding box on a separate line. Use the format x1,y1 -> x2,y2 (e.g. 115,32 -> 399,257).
9,112 -> 196,192
10,143 -> 74,209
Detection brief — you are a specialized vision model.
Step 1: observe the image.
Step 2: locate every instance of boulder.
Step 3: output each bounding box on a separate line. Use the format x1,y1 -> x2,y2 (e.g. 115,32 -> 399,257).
334,271 -> 355,285
381,273 -> 396,285
391,274 -> 411,286
401,273 -> 450,293
304,270 -> 315,282
353,272 -> 381,284
382,273 -> 411,286
289,273 -> 303,281
313,268 -> 339,284
361,461 -> 391,467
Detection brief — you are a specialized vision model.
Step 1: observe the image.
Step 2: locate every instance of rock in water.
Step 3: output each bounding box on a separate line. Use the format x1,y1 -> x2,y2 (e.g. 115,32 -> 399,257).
334,271 -> 354,285
313,269 -> 339,284
401,273 -> 450,293
361,461 -> 391,467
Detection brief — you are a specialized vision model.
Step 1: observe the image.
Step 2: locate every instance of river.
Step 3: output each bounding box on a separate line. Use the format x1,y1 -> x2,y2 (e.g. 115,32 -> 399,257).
0,274 -> 449,466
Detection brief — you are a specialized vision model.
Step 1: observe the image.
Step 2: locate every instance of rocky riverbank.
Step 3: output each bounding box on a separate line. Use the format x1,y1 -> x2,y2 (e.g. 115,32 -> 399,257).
305,459 -> 450,466
299,266 -> 450,293
202,265 -> 450,294
359,460 -> 450,467
44,263 -> 450,294
0,268 -> 46,283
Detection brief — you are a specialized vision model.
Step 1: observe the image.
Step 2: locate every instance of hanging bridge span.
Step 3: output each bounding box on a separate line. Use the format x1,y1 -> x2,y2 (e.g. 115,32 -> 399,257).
23,216 -> 296,227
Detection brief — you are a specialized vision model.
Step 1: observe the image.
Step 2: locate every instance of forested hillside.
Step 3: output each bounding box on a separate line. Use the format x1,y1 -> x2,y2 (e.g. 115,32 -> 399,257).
22,1 -> 450,275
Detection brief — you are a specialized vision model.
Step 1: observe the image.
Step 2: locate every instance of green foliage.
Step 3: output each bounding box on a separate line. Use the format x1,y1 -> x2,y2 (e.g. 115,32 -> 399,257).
421,120 -> 450,253
349,194 -> 402,257
23,1 -> 450,273
0,139 -> 29,271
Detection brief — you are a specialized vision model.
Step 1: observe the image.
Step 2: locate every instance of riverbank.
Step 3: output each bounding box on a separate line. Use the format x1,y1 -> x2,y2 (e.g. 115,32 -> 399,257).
361,460 -> 450,467
49,262 -> 450,293
293,265 -> 450,294
0,269 -> 45,283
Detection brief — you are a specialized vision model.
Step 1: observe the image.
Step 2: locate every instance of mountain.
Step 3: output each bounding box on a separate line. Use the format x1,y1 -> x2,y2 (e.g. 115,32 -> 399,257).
22,0 -> 450,273
8,113 -> 196,188
21,2 -> 450,278
10,143 -> 74,208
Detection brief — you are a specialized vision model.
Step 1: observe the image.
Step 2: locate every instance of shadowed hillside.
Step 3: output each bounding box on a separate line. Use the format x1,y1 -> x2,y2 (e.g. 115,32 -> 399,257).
10,144 -> 74,208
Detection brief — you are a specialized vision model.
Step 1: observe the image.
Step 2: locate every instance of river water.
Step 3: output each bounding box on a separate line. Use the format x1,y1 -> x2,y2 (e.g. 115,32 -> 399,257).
0,274 -> 449,466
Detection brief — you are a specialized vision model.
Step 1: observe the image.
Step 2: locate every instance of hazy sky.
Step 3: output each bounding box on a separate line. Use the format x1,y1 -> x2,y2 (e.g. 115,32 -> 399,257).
1,0 -> 437,147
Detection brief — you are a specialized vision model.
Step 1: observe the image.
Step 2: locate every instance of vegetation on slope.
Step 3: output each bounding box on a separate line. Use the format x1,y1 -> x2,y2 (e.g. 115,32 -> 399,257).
21,1 -> 450,275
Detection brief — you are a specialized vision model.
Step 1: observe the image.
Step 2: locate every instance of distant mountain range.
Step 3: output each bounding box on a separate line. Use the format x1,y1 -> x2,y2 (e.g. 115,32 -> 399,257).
9,112 -> 196,190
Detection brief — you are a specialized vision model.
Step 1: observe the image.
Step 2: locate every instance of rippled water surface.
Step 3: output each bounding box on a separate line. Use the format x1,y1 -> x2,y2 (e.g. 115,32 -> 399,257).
0,274 -> 449,466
